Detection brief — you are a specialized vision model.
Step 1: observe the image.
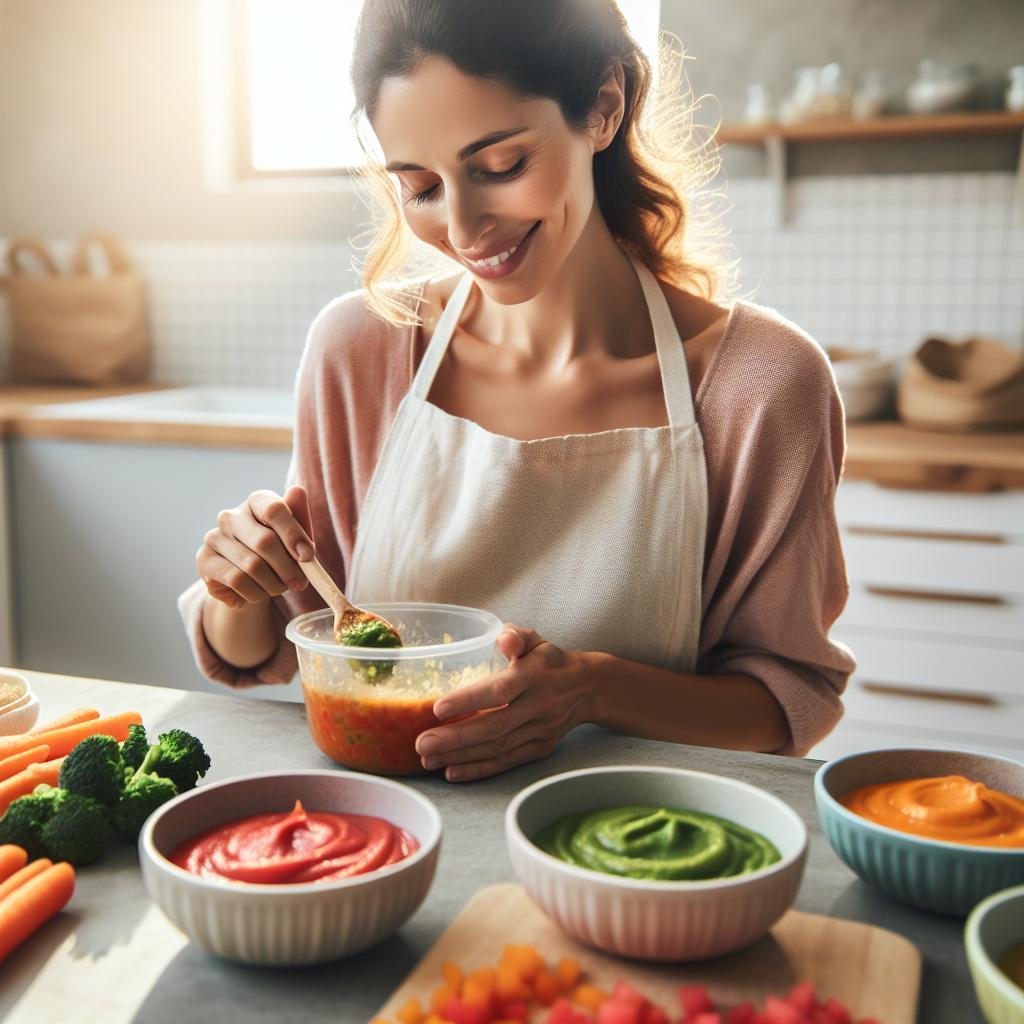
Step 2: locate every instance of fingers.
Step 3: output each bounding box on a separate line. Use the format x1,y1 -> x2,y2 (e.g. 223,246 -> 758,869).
196,488 -> 314,608
497,624 -> 546,663
442,737 -> 554,783
284,485 -> 314,554
432,662 -> 529,721
419,709 -> 546,770
248,489 -> 315,562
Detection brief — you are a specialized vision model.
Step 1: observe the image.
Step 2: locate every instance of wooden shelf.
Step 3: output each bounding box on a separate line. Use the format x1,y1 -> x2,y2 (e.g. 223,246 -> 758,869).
713,110 -> 1024,227
717,110 -> 1024,145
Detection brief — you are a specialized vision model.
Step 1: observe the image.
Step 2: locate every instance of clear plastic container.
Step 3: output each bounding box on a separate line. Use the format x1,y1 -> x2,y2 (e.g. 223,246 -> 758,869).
286,602 -> 504,776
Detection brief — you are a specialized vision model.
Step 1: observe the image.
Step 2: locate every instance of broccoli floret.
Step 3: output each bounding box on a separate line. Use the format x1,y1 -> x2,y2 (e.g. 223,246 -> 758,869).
38,788 -> 112,866
0,787 -> 60,859
119,724 -> 150,774
113,773 -> 178,840
58,734 -> 124,807
340,618 -> 402,682
136,729 -> 210,793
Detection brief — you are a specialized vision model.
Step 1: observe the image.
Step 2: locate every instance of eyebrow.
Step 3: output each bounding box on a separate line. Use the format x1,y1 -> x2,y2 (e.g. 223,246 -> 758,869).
385,127 -> 529,172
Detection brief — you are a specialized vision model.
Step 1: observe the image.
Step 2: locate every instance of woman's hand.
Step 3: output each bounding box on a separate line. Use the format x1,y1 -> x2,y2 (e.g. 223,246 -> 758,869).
414,626 -> 593,782
197,485 -> 314,609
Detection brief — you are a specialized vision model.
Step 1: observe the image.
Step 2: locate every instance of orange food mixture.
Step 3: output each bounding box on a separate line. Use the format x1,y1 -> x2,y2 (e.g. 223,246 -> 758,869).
840,774 -> 1024,847
302,683 -> 439,776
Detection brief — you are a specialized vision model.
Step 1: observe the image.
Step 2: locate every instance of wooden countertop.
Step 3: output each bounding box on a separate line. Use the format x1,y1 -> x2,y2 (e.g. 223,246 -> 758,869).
844,421 -> 1024,491
0,389 -> 1021,485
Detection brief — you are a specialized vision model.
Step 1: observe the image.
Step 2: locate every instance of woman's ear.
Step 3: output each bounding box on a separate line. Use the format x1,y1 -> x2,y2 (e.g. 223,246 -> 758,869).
589,61 -> 626,153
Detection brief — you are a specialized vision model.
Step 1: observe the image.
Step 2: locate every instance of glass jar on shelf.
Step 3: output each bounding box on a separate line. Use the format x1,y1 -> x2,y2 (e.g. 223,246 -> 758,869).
744,83 -> 774,125
853,69 -> 888,119
1007,65 -> 1024,112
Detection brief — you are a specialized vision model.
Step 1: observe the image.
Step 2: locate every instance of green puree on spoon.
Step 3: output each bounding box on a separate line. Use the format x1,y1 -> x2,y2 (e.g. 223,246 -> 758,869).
534,806 -> 780,881
338,615 -> 403,682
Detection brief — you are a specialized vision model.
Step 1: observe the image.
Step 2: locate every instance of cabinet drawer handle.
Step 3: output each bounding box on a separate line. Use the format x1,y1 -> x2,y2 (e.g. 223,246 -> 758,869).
846,525 -> 1007,545
864,585 -> 1008,606
860,681 -> 997,706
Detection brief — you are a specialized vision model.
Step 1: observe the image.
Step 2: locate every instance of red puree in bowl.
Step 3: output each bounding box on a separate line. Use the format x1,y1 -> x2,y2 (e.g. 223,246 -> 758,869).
169,799 -> 419,884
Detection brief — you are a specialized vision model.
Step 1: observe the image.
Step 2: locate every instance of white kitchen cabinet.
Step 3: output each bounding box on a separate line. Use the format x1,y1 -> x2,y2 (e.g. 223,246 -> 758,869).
811,479 -> 1024,761
8,437 -> 298,702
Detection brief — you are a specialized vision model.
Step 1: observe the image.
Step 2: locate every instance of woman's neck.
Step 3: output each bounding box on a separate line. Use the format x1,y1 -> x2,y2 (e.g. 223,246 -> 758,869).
462,208 -> 654,372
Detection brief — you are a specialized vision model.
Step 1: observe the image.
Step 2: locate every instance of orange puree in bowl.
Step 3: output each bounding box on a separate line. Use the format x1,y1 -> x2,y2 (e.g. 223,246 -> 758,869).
839,775 -> 1024,847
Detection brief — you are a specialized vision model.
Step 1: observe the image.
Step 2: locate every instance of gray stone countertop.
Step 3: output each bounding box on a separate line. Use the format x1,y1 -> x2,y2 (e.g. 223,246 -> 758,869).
0,670 -> 981,1024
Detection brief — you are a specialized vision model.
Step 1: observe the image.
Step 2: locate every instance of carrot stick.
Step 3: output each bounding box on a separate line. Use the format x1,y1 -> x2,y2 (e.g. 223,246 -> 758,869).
0,859 -> 52,902
0,759 -> 65,816
0,711 -> 142,762
0,845 -> 28,883
30,708 -> 100,735
0,861 -> 75,963
0,745 -> 50,783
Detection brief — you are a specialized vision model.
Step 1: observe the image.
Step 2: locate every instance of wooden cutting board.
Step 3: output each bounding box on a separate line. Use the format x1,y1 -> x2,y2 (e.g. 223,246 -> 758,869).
375,883 -> 921,1022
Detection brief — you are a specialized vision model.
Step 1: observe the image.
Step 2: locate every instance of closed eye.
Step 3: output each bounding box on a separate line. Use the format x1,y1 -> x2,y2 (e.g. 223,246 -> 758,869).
405,156 -> 529,207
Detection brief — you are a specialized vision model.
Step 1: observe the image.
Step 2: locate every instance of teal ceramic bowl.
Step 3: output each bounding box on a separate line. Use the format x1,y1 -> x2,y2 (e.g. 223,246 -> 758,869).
815,748 -> 1024,916
965,884 -> 1024,1024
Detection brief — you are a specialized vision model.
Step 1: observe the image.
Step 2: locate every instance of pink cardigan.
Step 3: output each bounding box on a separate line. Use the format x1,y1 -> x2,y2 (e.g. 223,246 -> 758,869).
179,282 -> 856,756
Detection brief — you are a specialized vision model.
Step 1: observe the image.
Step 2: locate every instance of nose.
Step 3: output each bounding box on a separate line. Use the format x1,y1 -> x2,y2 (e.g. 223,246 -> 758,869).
445,184 -> 495,255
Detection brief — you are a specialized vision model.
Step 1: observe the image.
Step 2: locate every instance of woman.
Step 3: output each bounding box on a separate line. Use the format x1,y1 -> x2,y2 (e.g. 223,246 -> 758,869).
179,0 -> 855,780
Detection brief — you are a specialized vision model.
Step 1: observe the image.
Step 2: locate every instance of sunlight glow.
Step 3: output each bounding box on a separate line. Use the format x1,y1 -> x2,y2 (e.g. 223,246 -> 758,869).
246,0 -> 661,173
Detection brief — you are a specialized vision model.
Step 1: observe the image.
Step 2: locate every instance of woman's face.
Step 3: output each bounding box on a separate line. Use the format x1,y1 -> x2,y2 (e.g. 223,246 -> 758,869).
370,56 -> 608,303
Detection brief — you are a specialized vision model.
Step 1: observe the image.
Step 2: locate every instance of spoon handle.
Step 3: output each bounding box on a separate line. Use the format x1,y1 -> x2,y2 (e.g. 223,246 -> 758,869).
298,556 -> 356,617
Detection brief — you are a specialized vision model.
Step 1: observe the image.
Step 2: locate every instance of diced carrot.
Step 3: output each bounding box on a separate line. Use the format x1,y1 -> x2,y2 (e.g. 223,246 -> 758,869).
497,963 -> 531,1001
0,860 -> 75,962
0,858 -> 52,903
534,969 -> 562,1006
30,708 -> 100,735
0,758 -> 65,816
396,997 -> 424,1024
0,711 -> 141,762
501,944 -> 545,981
463,970 -> 496,1012
441,960 -> 464,994
0,746 -> 49,783
430,984 -> 459,1014
0,845 -> 28,883
573,983 -> 607,1013
557,957 -> 582,991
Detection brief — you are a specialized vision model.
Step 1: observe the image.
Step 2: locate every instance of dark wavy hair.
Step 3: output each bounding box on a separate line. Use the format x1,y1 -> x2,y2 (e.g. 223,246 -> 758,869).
349,0 -> 733,324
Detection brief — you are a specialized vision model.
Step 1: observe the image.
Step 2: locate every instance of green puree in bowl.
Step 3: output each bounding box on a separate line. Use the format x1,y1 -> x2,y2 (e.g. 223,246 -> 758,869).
339,619 -> 403,682
534,806 -> 781,881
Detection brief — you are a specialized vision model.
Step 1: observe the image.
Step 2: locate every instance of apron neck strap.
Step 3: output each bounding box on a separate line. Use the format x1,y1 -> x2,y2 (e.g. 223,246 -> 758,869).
409,272 -> 474,400
410,259 -> 697,429
628,254 -> 697,429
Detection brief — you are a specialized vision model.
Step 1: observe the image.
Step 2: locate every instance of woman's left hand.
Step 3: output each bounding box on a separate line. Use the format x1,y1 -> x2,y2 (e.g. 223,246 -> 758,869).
414,625 -> 593,782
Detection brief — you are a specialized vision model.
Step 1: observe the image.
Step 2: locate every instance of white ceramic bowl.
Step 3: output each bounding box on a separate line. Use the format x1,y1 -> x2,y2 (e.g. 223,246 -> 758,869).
966,884 -> 1024,1024
0,671 -> 39,736
140,770 -> 442,966
506,766 -> 808,962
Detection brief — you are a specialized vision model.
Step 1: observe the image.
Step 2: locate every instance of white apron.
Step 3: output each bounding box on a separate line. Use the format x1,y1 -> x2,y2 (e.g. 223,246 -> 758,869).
347,255 -> 708,672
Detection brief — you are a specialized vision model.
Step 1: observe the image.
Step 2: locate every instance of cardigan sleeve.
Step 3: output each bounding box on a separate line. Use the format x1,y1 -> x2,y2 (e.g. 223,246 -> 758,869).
175,288 -> 406,688
696,304 -> 856,756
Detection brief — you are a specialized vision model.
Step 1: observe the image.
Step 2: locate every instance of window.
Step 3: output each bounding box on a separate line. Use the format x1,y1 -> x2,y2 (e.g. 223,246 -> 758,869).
237,0 -> 662,178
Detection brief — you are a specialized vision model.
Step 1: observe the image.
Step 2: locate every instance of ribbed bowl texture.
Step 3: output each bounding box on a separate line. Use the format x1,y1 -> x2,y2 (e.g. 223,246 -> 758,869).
815,748 -> 1024,917
506,766 -> 808,962
140,770 -> 441,966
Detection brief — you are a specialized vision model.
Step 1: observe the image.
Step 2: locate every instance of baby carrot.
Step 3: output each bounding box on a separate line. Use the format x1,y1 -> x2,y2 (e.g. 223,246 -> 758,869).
0,745 -> 50,783
0,860 -> 75,963
30,708 -> 100,735
0,711 -> 142,762
0,858 -> 52,903
0,758 -> 65,816
0,845 -> 28,883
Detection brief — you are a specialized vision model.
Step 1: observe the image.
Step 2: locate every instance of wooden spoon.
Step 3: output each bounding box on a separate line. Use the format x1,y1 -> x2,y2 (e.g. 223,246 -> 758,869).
298,556 -> 401,644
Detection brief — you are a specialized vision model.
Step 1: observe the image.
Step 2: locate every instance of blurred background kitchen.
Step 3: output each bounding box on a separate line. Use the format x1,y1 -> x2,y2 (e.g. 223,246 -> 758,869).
0,0 -> 1021,761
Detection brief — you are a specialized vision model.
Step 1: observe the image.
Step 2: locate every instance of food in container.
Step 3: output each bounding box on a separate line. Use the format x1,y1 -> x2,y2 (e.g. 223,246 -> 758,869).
287,602 -> 503,775
965,883 -> 1024,1022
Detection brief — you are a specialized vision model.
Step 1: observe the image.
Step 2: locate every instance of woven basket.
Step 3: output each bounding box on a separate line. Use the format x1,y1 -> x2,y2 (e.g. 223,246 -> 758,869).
897,336 -> 1024,432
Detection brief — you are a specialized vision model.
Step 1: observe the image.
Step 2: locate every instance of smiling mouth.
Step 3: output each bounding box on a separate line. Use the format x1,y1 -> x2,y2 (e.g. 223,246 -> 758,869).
462,222 -> 540,270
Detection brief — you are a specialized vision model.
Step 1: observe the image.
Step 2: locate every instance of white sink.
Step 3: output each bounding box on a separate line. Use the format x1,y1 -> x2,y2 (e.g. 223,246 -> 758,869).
35,386 -> 295,428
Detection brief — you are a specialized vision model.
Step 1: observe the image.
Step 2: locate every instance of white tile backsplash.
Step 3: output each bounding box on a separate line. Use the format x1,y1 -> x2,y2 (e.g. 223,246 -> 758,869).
0,170 -> 1021,387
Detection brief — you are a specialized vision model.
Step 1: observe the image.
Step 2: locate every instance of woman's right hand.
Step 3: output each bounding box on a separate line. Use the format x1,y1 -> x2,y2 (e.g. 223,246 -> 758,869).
197,484 -> 314,610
